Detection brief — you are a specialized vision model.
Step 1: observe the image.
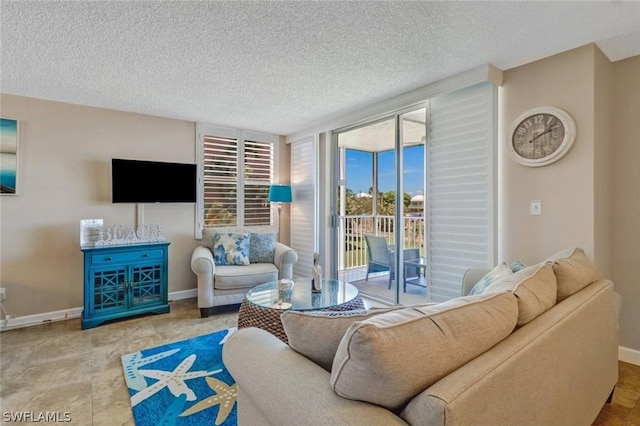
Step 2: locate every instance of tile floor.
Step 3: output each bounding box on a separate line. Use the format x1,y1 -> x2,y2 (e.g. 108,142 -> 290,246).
1,298 -> 639,425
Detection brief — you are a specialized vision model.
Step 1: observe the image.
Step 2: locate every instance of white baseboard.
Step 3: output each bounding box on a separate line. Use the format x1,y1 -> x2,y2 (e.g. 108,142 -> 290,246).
619,346 -> 640,366
168,289 -> 198,301
0,307 -> 83,331
0,288 -> 198,332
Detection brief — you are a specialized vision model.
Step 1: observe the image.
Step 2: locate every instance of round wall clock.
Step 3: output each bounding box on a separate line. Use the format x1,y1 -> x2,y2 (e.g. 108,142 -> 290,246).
508,106 -> 576,167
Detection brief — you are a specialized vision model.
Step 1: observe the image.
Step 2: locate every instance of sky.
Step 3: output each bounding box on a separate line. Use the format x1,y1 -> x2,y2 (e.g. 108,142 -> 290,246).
345,145 -> 424,196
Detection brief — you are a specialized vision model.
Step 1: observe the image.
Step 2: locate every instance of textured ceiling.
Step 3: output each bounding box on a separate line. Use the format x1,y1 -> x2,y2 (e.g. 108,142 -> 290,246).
1,1 -> 639,136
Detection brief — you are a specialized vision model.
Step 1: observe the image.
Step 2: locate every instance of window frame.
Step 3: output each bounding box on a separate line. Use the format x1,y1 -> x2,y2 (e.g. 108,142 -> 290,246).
195,123 -> 279,239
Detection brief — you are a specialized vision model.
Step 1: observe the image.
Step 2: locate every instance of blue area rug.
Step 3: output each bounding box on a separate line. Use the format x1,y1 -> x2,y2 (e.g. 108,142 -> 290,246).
120,328 -> 237,426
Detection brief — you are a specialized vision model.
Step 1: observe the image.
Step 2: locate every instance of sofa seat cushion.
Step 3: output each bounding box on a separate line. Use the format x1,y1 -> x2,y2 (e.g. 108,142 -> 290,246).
481,263 -> 558,327
214,263 -> 278,290
330,292 -> 518,411
545,247 -> 600,302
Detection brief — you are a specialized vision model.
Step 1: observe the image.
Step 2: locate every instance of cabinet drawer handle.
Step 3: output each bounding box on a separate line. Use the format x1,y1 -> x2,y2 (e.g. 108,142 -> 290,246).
143,253 -> 150,257
105,257 -> 113,261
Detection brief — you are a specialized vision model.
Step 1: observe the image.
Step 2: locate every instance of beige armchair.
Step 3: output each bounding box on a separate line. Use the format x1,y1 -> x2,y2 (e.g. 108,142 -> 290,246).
191,229 -> 298,317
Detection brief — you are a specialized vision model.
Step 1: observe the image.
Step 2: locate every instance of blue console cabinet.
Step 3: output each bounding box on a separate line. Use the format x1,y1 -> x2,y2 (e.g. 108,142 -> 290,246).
81,242 -> 170,329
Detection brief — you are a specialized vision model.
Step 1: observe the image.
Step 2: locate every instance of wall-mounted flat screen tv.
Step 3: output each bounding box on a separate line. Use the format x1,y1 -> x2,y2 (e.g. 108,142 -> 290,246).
111,158 -> 197,203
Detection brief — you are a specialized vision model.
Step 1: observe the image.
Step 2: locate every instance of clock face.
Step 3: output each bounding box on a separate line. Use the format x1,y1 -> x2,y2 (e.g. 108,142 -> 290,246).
512,113 -> 565,160
508,106 -> 576,167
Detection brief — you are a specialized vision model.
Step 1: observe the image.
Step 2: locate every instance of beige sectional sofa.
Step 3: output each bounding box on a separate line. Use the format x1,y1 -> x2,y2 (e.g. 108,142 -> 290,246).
223,248 -> 619,425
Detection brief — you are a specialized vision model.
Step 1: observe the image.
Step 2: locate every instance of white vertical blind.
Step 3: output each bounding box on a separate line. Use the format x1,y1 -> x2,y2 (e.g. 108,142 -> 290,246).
426,82 -> 496,302
290,136 -> 317,278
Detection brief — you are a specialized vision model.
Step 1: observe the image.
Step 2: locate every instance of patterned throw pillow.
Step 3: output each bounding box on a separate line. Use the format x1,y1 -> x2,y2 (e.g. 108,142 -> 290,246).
249,233 -> 276,263
468,263 -> 513,295
212,233 -> 250,265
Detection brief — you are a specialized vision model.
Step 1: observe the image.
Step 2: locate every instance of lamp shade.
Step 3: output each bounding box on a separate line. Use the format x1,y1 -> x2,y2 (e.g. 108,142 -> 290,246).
268,184 -> 292,203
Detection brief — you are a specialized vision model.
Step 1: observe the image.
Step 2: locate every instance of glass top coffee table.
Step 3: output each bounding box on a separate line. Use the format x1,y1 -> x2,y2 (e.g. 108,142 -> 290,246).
238,278 -> 364,343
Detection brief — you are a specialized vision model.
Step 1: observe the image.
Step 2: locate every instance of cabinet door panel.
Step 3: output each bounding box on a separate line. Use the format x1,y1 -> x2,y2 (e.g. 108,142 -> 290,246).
90,266 -> 127,314
130,262 -> 164,307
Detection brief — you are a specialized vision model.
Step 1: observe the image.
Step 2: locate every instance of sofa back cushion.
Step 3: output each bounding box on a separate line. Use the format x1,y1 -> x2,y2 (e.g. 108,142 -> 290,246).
249,233 -> 276,263
282,307 -> 405,371
330,292 -> 518,411
212,232 -> 250,265
481,263 -> 557,327
545,247 -> 600,302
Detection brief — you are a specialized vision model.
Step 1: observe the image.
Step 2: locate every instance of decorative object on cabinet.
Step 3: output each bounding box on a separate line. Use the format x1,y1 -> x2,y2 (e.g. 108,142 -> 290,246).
0,117 -> 19,195
80,219 -> 104,247
95,223 -> 165,246
81,242 -> 170,329
508,106 -> 576,167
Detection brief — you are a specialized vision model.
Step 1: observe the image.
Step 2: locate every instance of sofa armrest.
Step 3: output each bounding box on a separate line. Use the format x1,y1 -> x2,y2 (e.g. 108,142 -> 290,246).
191,246 -> 215,308
274,242 -> 298,279
223,327 -> 408,425
461,268 -> 490,296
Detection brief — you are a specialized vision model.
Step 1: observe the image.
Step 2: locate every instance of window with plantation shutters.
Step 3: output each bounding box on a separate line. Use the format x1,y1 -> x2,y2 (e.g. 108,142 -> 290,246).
243,140 -> 274,226
196,125 -> 277,238
202,135 -> 238,227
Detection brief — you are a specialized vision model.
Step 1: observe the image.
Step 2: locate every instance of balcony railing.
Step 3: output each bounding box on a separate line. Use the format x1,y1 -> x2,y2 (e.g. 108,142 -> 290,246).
338,215 -> 425,270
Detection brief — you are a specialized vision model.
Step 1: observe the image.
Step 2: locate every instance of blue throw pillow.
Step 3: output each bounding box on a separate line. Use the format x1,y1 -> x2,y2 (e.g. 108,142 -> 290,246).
249,233 -> 276,263
212,233 -> 250,265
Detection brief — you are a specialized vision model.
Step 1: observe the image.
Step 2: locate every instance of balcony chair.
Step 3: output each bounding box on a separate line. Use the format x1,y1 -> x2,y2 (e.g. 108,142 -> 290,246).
364,234 -> 394,287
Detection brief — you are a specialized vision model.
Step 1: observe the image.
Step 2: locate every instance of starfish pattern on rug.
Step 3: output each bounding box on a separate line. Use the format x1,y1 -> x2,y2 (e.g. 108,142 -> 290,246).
180,376 -> 237,425
121,348 -> 181,391
131,354 -> 222,406
157,394 -> 188,426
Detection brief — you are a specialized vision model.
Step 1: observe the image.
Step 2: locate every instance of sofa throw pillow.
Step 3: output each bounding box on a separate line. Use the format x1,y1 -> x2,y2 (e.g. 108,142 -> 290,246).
481,263 -> 557,326
545,247 -> 600,302
468,264 -> 513,295
330,292 -> 518,411
282,306 -> 405,372
249,233 -> 276,263
212,232 -> 250,266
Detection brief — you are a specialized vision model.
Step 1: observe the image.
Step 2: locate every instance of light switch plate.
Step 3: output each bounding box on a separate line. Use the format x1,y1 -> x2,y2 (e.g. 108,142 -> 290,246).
530,200 -> 542,215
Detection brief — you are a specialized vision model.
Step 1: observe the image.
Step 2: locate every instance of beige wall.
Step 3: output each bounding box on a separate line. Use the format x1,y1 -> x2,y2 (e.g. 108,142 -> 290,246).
612,56 -> 640,352
500,45 -> 639,353
0,94 -> 290,319
593,47 -> 614,279
500,44 -> 598,264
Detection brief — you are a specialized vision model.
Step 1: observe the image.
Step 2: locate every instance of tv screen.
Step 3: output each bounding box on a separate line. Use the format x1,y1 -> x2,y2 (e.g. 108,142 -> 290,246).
111,158 -> 197,203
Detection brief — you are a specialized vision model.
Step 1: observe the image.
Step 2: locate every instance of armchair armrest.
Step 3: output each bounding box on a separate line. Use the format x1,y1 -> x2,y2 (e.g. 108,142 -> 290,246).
461,268 -> 490,296
191,246 -> 215,308
274,242 -> 298,279
222,328 -> 407,425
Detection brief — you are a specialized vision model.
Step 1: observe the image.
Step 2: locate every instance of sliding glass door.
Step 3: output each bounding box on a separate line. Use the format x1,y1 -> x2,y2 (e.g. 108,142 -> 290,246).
335,108 -> 427,305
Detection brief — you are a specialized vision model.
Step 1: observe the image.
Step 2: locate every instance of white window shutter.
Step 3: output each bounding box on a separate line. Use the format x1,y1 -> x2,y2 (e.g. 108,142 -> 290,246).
290,136 -> 317,278
426,82 -> 497,302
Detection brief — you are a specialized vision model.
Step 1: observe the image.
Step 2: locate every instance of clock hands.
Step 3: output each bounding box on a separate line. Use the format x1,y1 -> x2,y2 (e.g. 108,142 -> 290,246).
528,123 -> 560,143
